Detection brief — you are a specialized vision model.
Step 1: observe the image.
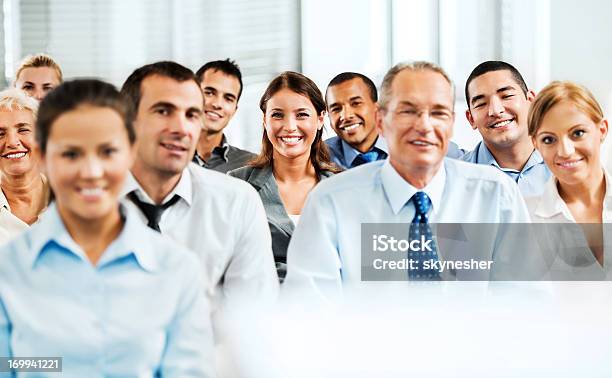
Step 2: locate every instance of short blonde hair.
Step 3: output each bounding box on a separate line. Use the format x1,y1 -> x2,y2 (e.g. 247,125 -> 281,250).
379,61 -> 455,110
0,88 -> 39,119
528,81 -> 604,136
14,53 -> 63,84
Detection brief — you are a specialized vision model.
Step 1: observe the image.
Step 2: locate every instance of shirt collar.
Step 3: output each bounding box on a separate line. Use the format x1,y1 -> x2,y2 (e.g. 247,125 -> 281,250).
477,141 -> 545,173
342,135 -> 389,166
380,159 -> 446,215
195,134 -> 230,164
123,169 -> 192,206
0,189 -> 9,211
28,203 -> 160,272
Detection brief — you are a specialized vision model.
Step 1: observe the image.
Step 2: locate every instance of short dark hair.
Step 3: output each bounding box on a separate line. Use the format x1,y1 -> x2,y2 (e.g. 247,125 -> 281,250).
251,71 -> 341,174
195,58 -> 244,101
37,79 -> 134,154
120,61 -> 200,124
465,61 -> 528,109
326,72 -> 378,103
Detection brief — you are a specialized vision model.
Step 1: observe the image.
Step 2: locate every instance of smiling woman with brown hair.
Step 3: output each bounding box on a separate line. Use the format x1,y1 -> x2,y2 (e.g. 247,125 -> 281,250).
0,88 -> 50,245
229,71 -> 341,282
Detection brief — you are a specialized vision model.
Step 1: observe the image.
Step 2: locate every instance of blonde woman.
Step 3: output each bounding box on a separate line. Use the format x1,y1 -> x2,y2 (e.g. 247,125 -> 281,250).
527,81 -> 610,277
14,53 -> 63,101
0,88 -> 50,245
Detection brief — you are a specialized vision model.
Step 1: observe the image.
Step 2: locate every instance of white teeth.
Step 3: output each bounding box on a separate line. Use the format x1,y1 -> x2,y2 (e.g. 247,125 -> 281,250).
205,111 -> 222,120
80,188 -> 103,196
412,141 -> 432,146
558,160 -> 582,168
342,123 -> 360,131
280,136 -> 302,144
4,152 -> 26,159
490,119 -> 513,128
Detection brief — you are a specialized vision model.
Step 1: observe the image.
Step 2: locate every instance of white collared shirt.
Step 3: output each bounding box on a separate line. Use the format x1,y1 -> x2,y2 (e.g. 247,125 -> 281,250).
525,169 -> 612,279
284,158 -> 532,294
122,163 -> 279,306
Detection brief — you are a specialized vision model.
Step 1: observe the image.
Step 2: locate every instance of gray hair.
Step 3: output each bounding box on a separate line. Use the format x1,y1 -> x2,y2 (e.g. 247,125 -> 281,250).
378,61 -> 455,110
0,88 -> 39,119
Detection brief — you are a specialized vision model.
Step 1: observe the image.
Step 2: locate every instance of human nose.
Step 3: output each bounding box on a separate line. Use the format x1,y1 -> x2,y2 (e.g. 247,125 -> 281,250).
557,137 -> 575,157
339,106 -> 355,122
5,129 -> 22,148
487,96 -> 504,117
80,156 -> 104,178
413,111 -> 434,134
34,88 -> 45,101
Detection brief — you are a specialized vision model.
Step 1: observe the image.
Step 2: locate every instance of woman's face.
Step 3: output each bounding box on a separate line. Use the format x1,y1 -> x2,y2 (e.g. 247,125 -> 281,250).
533,100 -> 608,186
15,67 -> 61,101
44,105 -> 134,223
263,88 -> 324,160
0,106 -> 39,178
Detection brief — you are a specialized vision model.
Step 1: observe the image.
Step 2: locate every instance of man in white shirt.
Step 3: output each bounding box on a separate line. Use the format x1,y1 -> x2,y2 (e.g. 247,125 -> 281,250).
284,61 -> 534,295
119,61 -> 278,307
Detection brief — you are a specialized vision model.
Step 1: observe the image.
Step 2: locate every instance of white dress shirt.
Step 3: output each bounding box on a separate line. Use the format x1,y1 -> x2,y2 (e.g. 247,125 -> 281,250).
122,163 -> 279,307
284,158 -> 533,294
0,175 -> 50,246
525,170 -> 612,279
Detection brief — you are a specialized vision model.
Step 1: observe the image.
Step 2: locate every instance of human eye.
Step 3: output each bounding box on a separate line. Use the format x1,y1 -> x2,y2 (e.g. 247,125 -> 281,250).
473,102 -> 485,109
297,112 -> 310,119
271,111 -> 283,119
187,110 -> 202,121
572,129 -> 586,138
502,94 -> 515,99
18,126 -> 31,134
101,146 -> 117,157
329,106 -> 341,114
351,100 -> 363,107
432,110 -> 451,120
540,135 -> 555,145
61,150 -> 80,160
21,84 -> 33,91
155,107 -> 170,116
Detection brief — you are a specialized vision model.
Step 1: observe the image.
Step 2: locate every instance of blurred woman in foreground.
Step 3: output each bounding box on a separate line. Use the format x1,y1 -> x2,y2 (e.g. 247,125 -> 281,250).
0,79 -> 215,376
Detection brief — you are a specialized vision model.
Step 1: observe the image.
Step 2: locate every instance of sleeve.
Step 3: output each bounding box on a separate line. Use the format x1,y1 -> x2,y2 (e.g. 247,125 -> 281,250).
159,255 -> 217,378
283,189 -> 344,300
222,186 -> 279,304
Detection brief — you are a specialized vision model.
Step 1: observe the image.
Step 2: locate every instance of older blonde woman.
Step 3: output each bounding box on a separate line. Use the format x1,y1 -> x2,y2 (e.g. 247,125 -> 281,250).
527,81 -> 610,278
0,88 -> 49,245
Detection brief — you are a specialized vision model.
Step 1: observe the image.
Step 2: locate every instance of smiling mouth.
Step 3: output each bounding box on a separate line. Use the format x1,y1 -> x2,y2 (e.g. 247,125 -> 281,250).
77,186 -> 106,201
2,152 -> 27,159
410,140 -> 435,147
556,158 -> 584,168
340,123 -> 362,132
160,143 -> 188,152
205,111 -> 223,120
488,118 -> 514,129
279,136 -> 303,145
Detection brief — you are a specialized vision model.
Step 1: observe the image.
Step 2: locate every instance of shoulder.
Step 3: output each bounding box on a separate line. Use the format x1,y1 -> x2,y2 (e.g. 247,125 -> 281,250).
188,163 -> 259,199
227,144 -> 256,159
459,147 -> 478,163
227,165 -> 257,181
445,158 -> 517,189
309,160 -> 383,199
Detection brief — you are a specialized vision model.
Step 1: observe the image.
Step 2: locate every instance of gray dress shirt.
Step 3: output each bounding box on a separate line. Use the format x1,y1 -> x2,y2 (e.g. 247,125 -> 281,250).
193,134 -> 256,173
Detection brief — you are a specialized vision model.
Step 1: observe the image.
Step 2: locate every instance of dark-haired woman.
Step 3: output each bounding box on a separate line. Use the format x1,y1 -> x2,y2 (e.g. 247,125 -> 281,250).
229,71 -> 341,282
0,79 -> 215,376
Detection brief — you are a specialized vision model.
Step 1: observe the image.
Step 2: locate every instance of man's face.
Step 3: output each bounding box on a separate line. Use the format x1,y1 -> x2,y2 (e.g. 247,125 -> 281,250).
378,69 -> 454,173
200,69 -> 240,133
466,70 -> 535,150
133,75 -> 203,177
326,78 -> 378,151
